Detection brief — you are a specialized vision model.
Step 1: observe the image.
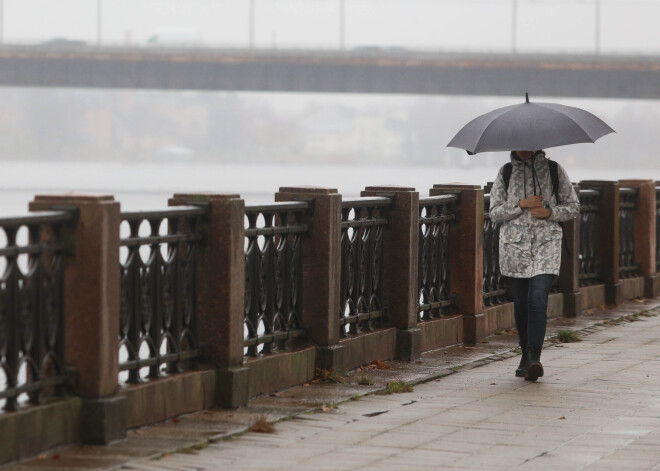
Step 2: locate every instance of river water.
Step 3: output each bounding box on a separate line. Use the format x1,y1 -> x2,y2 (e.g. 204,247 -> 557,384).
0,160 -> 656,216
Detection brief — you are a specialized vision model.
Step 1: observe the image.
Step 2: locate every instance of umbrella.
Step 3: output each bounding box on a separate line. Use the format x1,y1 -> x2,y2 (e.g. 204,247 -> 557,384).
447,93 -> 615,155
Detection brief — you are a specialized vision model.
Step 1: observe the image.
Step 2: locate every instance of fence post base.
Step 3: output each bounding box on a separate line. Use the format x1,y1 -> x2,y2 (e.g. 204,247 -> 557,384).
396,328 -> 422,361
215,366 -> 250,408
645,274 -> 660,298
316,345 -> 346,372
80,396 -> 126,445
563,291 -> 582,318
463,313 -> 487,344
606,282 -> 623,305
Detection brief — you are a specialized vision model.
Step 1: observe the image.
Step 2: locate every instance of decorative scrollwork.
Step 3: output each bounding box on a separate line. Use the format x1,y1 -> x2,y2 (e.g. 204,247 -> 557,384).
483,195 -> 509,306
418,195 -> 457,320
578,189 -> 601,286
0,211 -> 71,411
339,197 -> 390,337
619,187 -> 639,279
244,202 -> 309,357
118,206 -> 204,383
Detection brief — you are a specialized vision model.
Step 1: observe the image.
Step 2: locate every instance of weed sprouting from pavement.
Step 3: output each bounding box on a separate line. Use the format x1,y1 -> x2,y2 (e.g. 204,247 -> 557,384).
251,415 -> 276,433
358,375 -> 374,385
557,330 -> 582,343
384,381 -> 413,394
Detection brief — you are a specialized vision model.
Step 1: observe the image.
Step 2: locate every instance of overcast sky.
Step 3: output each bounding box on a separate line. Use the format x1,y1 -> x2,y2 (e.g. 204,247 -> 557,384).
4,0 -> 660,54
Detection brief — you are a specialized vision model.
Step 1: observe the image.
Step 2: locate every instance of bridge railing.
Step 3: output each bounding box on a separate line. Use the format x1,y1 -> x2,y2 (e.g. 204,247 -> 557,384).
0,210 -> 73,412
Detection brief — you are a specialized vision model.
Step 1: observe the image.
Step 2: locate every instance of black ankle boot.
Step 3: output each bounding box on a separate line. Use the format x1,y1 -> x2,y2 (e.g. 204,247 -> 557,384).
515,351 -> 528,377
525,350 -> 544,382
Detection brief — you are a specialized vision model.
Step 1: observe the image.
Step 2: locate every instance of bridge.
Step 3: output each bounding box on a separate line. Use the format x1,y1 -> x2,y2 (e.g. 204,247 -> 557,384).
1,44 -> 660,99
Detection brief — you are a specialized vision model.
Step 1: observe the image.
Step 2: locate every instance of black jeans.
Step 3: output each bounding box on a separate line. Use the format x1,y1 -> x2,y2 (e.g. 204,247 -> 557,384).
507,274 -> 556,353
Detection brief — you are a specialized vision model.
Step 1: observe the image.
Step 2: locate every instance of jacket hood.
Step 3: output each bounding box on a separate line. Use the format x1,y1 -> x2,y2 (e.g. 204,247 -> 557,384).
510,150 -> 546,165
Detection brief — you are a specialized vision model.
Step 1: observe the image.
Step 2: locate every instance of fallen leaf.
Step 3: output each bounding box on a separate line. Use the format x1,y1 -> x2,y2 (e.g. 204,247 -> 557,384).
52,454 -> 61,459
171,418 -> 180,423
303,383 -> 310,387
415,361 -> 423,364
37,455 -> 48,461
559,416 -> 566,420
490,383 -> 496,385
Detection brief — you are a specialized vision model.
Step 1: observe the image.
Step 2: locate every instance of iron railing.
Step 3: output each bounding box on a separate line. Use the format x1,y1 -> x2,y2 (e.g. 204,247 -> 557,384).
578,189 -> 601,286
244,202 -> 309,356
418,195 -> 458,320
0,210 -> 73,411
119,206 -> 205,383
483,195 -> 509,305
619,187 -> 639,278
656,186 -> 660,270
340,197 -> 391,336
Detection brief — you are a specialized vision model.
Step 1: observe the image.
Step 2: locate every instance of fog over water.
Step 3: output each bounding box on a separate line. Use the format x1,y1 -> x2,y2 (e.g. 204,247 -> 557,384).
1,0 -> 660,215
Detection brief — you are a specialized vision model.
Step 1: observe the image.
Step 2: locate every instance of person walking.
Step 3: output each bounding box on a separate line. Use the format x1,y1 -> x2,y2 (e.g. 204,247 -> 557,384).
489,150 -> 579,381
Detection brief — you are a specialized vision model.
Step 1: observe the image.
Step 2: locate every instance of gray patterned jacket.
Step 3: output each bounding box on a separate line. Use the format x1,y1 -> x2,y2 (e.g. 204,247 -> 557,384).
489,152 -> 580,278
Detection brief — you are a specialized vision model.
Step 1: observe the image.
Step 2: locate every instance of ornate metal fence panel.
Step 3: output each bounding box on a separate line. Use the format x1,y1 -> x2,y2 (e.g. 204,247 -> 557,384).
619,187 -> 639,278
418,195 -> 458,321
340,197 -> 390,337
483,195 -> 509,305
656,186 -> 660,270
578,189 -> 601,286
0,211 -> 72,411
244,202 -> 309,357
119,206 -> 204,383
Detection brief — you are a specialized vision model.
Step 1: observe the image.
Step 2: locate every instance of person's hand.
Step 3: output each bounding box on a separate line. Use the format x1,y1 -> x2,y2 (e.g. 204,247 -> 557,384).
531,207 -> 552,219
519,195 -> 544,209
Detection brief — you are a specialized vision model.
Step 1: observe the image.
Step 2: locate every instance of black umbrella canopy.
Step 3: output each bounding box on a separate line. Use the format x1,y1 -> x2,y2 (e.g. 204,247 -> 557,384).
447,93 -> 615,155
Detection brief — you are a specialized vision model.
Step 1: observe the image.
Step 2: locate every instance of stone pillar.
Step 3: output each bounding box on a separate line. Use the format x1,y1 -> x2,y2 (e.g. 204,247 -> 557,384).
557,183 -> 582,317
29,194 -> 124,444
619,179 -> 660,297
431,185 -> 485,343
361,186 -> 420,361
169,193 -> 248,408
274,187 -> 343,369
580,181 -> 621,305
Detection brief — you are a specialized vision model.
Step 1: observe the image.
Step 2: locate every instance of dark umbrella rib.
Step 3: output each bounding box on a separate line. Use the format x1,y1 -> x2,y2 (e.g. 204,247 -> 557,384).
447,104 -> 517,151
473,105 -> 530,153
535,103 -> 615,140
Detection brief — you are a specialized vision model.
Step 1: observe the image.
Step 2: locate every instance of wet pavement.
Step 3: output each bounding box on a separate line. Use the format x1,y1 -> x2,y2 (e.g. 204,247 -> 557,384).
4,297 -> 660,470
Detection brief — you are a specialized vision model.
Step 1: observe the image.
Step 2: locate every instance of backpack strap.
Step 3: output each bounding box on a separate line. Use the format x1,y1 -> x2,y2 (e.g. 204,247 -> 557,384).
548,159 -> 559,202
547,159 -> 571,255
503,162 -> 513,193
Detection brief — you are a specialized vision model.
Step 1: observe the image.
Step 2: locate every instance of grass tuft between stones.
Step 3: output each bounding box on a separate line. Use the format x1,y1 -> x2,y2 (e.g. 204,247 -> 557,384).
557,330 -> 582,343
384,381 -> 413,394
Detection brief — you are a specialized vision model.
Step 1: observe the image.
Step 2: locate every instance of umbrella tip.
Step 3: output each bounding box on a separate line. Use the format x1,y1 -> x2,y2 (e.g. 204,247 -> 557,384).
525,92 -> 530,103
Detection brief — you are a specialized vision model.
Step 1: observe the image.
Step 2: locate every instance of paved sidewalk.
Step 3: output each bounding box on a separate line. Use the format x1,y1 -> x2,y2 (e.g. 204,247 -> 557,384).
128,307 -> 660,471
5,298 -> 660,470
